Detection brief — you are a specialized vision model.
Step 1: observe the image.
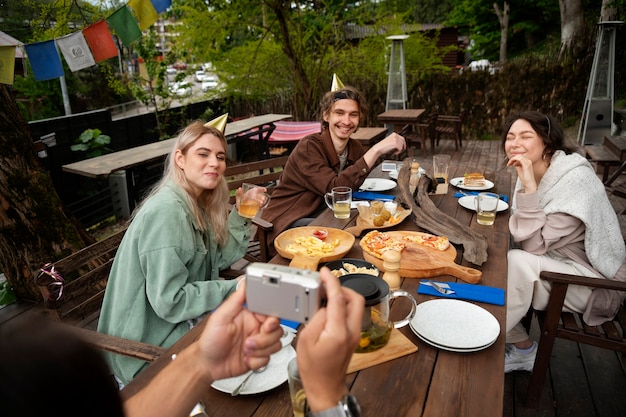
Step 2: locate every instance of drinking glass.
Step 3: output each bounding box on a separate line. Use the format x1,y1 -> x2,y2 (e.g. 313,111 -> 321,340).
433,154 -> 451,184
475,192 -> 499,225
324,186 -> 352,219
287,357 -> 308,417
238,183 -> 271,218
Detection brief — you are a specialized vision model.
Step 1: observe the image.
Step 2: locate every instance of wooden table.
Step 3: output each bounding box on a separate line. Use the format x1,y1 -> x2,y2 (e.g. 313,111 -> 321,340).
351,127 -> 388,150
122,161 -> 512,417
377,109 -> 428,155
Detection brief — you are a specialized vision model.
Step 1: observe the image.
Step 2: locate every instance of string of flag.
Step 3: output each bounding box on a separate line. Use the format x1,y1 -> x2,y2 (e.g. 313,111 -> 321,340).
0,0 -> 172,86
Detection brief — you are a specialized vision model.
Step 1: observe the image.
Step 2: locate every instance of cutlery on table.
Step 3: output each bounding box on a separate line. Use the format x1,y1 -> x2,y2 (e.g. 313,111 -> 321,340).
231,366 -> 267,396
427,280 -> 456,295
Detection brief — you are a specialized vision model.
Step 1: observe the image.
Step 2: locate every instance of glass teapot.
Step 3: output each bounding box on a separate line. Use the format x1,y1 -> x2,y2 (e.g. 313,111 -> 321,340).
340,274 -> 417,353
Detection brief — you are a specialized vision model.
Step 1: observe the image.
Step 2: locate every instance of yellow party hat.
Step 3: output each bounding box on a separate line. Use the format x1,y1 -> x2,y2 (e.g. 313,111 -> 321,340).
331,73 -> 345,92
204,113 -> 228,134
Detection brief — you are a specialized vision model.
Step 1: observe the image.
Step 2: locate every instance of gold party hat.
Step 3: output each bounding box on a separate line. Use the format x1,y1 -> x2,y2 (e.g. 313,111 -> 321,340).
331,73 -> 345,92
204,113 -> 228,133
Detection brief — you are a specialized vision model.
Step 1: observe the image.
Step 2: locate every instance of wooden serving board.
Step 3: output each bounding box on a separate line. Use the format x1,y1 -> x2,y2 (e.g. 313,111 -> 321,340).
347,328 -> 417,373
361,231 -> 482,283
345,205 -> 412,237
274,226 -> 355,270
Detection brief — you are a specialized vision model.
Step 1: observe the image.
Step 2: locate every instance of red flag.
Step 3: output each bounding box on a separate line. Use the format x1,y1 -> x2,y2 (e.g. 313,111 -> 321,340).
83,20 -> 118,62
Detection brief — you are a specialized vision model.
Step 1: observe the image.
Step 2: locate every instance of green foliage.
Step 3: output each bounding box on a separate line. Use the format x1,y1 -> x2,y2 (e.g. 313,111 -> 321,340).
0,280 -> 17,306
71,128 -> 112,158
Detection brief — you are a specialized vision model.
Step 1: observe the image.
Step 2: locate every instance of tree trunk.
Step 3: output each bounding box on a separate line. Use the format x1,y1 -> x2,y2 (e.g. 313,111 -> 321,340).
559,0 -> 585,52
494,2 -> 510,63
0,85 -> 90,302
600,0 -> 618,21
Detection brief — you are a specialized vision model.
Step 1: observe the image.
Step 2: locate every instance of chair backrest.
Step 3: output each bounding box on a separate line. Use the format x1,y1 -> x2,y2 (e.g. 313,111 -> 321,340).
225,156 -> 289,204
35,228 -> 127,323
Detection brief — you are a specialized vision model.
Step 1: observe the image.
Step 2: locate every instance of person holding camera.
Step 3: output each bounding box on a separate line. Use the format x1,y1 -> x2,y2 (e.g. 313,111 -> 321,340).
261,83 -> 406,253
98,119 -> 265,385
0,268 -> 363,417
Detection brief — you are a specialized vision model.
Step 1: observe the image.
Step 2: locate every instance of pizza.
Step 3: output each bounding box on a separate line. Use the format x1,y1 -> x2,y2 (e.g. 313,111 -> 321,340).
401,232 -> 450,251
360,230 -> 406,259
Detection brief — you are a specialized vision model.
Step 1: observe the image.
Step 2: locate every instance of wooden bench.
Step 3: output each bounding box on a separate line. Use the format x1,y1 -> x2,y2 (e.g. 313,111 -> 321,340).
585,141 -> 621,183
34,228 -> 166,363
225,156 -> 289,264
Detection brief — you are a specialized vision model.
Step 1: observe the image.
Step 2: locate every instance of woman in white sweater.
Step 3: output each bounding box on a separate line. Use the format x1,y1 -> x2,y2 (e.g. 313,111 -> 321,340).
503,111 -> 626,372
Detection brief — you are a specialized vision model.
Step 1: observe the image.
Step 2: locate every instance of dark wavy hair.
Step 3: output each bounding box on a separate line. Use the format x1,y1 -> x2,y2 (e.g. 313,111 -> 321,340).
319,86 -> 368,130
500,111 -> 578,160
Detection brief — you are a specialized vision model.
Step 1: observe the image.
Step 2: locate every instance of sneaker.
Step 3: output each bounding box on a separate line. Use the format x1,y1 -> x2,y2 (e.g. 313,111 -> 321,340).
504,341 -> 537,373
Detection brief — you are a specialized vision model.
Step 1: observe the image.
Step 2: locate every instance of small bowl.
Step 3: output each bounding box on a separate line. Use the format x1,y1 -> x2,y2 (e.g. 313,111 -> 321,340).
323,258 -> 379,277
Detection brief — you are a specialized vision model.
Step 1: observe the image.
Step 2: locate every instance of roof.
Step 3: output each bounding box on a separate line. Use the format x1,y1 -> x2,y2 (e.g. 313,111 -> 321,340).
0,31 -> 24,58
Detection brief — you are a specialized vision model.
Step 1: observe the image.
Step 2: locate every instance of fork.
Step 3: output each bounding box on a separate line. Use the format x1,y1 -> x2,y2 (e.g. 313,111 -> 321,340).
428,280 -> 455,295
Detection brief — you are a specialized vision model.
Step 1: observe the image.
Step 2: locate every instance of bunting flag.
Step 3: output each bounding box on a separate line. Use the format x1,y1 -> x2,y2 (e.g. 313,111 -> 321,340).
24,40 -> 64,81
107,6 -> 142,45
56,31 -> 96,72
128,0 -> 159,31
83,20 -> 118,62
150,0 -> 172,13
0,46 -> 16,85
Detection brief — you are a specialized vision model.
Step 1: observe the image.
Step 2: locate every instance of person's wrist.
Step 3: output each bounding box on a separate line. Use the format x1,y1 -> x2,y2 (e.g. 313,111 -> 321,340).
304,385 -> 348,412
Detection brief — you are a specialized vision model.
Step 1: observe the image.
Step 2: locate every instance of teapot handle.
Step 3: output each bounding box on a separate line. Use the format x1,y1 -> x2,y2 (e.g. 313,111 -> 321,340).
389,289 -> 417,329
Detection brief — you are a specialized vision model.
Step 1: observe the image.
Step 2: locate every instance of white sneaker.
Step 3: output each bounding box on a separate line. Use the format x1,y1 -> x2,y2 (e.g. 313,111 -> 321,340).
504,341 -> 537,373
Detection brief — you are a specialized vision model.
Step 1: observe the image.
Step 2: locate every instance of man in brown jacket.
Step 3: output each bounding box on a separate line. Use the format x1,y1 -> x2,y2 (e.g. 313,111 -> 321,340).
261,85 -> 406,252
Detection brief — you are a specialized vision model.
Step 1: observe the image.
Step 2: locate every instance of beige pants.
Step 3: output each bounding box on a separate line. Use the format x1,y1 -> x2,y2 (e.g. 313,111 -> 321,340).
506,249 -> 598,343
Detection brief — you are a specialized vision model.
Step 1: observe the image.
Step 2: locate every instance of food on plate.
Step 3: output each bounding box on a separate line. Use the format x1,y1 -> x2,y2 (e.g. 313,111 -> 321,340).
373,216 -> 385,227
329,262 -> 378,277
285,235 -> 339,257
463,172 -> 486,187
311,229 -> 328,241
360,230 -> 406,259
401,232 -> 450,251
370,200 -> 384,214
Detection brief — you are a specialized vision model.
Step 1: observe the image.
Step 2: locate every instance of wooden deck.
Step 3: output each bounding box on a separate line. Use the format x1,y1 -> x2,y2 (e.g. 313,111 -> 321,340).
2,136 -> 626,416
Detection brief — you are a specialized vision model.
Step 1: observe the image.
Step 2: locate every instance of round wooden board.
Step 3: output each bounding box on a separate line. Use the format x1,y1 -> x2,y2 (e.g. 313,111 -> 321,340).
360,231 -> 482,283
274,226 -> 356,270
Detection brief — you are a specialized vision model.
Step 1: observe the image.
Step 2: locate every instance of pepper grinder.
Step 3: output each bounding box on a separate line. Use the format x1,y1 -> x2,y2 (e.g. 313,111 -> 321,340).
409,161 -> 421,195
382,249 -> 402,290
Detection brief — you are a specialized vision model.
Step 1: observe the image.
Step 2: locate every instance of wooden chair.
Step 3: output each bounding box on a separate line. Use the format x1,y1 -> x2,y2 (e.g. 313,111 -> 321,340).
35,228 -> 165,363
403,113 -> 437,156
524,271 -> 626,408
224,156 -> 289,264
434,110 -> 466,150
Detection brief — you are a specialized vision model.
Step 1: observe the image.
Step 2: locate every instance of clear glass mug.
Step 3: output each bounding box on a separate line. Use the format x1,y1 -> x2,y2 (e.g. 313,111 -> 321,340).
324,186 -> 352,219
340,275 -> 417,353
238,183 -> 271,218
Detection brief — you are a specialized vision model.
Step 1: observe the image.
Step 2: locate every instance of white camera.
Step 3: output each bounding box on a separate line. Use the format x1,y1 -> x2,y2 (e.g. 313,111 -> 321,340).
245,263 -> 325,324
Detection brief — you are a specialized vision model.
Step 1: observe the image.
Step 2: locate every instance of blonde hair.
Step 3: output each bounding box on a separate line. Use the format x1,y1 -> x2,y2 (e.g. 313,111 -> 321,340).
135,121 -> 231,246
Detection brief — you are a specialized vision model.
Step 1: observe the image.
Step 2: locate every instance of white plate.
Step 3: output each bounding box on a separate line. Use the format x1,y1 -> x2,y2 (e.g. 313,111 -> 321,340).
409,323 -> 497,353
388,167 -> 425,180
458,196 -> 509,212
280,324 -> 296,348
211,345 -> 296,395
409,299 -> 500,350
450,177 -> 495,191
359,178 -> 397,192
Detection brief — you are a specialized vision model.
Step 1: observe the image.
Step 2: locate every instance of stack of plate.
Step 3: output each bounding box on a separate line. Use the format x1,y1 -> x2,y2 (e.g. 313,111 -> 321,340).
409,299 -> 500,352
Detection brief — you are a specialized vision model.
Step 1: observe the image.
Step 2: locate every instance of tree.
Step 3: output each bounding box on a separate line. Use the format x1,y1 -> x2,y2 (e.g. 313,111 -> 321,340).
559,0 -> 585,53
494,2 -> 510,63
0,84 -> 90,301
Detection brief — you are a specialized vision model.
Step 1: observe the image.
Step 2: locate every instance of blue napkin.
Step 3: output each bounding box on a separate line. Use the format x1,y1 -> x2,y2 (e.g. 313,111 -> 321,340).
417,281 -> 505,306
453,191 -> 509,203
280,319 -> 300,330
352,191 -> 395,201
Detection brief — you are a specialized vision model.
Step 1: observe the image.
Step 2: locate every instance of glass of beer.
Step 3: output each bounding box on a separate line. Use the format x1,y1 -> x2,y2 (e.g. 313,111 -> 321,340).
238,183 -> 271,219
324,186 -> 352,219
475,192 -> 499,225
287,357 -> 309,417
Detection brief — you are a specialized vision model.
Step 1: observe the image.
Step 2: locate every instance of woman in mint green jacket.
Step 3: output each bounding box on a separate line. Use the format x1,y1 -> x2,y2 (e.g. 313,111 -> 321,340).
98,121 -> 263,385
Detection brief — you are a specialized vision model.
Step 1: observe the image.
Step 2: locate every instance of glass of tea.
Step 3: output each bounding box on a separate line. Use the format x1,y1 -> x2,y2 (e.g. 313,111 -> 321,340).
238,183 -> 271,219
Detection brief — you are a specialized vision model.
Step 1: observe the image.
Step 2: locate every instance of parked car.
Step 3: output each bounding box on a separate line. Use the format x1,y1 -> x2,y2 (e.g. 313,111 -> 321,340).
194,70 -> 206,82
172,62 -> 187,70
166,67 -> 177,78
201,76 -> 218,92
170,81 -> 192,97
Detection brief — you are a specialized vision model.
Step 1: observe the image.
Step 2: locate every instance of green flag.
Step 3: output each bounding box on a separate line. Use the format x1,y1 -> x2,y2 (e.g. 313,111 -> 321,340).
107,6 -> 142,46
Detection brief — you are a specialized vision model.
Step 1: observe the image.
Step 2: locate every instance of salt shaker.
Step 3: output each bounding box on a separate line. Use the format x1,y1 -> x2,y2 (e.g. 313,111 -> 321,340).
382,249 -> 402,290
409,161 -> 421,195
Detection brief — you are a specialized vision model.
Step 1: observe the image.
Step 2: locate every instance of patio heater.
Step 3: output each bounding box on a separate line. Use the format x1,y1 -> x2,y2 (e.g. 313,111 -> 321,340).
577,21 -> 624,145
385,35 -> 409,111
